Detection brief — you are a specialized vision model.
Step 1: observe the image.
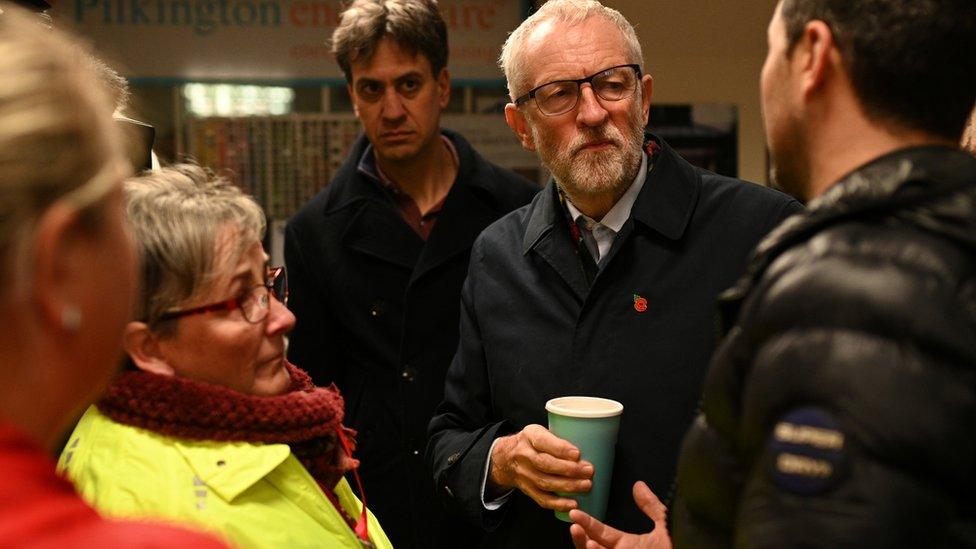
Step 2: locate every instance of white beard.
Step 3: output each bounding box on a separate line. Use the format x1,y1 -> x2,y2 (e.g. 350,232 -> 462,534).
532,99 -> 646,200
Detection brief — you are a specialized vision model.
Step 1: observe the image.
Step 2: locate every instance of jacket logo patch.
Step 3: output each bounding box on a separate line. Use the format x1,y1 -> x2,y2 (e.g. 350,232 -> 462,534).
776,452 -> 833,478
774,421 -> 844,450
633,293 -> 648,313
767,407 -> 846,495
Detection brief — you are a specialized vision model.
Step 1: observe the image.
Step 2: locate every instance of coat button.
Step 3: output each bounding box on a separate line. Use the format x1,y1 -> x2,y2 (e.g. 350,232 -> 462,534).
369,300 -> 385,318
401,365 -> 417,381
447,452 -> 461,465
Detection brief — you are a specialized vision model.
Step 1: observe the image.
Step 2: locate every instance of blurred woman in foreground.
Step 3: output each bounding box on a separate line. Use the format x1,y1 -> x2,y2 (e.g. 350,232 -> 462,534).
59,165 -> 392,549
0,4 -> 221,546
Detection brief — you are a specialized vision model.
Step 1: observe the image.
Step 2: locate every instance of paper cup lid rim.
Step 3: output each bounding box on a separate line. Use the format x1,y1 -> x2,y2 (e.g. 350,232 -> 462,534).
545,396 -> 623,418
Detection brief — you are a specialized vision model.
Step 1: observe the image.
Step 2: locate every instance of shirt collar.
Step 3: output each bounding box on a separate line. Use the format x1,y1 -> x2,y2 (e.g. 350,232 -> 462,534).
563,153 -> 647,233
356,133 -> 459,191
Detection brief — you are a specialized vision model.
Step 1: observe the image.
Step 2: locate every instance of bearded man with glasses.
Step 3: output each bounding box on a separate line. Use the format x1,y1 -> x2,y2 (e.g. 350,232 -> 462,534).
426,1 -> 801,546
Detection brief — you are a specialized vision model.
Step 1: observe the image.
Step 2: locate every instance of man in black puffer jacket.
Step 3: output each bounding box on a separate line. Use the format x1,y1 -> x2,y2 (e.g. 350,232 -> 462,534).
569,0 -> 976,547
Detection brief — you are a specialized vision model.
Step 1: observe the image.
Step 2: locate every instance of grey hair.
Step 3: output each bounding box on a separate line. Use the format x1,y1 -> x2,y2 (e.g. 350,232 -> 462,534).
332,0 -> 449,81
123,164 -> 266,328
0,3 -> 126,294
499,0 -> 643,101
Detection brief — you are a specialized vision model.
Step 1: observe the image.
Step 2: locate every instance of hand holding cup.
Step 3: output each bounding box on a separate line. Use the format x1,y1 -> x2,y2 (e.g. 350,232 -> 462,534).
488,424 -> 594,512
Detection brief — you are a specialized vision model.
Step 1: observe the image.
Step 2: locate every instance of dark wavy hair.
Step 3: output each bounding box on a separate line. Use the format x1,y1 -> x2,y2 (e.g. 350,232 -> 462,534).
780,0 -> 976,141
332,0 -> 448,81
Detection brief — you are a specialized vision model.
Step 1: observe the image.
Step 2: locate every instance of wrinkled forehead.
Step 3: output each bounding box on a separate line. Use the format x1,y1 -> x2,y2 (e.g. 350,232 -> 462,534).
200,226 -> 264,293
521,16 -> 631,86
348,37 -> 434,82
215,225 -> 264,265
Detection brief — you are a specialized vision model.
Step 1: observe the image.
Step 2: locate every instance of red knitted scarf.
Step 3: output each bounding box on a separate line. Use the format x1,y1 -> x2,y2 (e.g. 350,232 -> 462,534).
97,362 -> 358,489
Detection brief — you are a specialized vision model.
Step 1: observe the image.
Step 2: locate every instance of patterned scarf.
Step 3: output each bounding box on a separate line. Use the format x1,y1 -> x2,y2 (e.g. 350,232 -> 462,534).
97,362 -> 359,489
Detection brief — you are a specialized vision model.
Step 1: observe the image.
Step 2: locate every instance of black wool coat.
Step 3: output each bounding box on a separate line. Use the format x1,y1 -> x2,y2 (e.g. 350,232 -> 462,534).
285,129 -> 538,549
427,136 -> 802,548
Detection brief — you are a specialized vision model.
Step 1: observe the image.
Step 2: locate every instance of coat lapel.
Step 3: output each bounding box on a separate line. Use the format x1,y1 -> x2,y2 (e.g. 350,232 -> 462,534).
341,197 -> 424,271
526,137 -> 700,299
595,137 -> 701,284
628,137 -> 700,241
523,183 -> 590,301
409,130 -> 521,286
330,139 -> 425,271
410,182 -> 500,285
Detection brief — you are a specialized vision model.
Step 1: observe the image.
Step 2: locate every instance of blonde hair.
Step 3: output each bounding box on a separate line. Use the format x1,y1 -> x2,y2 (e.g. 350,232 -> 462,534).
0,3 -> 126,292
123,164 -> 266,327
499,0 -> 643,101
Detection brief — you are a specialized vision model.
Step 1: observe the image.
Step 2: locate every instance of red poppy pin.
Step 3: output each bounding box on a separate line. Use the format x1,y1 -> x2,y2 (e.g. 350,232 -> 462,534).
633,294 -> 648,313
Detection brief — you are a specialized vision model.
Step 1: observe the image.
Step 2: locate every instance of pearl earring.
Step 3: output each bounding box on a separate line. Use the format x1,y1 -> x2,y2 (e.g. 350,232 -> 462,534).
61,305 -> 82,332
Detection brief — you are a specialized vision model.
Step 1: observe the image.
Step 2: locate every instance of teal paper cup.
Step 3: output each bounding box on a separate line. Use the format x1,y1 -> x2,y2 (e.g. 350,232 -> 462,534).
546,396 -> 623,523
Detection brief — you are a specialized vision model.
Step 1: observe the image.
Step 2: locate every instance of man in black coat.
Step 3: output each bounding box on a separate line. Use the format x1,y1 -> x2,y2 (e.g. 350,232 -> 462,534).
569,0 -> 976,547
425,1 -> 801,546
284,1 -> 537,547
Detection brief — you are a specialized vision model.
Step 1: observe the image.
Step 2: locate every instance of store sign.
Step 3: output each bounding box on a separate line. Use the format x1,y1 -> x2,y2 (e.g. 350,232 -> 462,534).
51,0 -> 526,82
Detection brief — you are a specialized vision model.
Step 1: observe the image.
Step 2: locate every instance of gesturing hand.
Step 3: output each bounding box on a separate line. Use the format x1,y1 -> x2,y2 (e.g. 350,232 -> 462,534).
569,481 -> 672,549
488,424 -> 594,512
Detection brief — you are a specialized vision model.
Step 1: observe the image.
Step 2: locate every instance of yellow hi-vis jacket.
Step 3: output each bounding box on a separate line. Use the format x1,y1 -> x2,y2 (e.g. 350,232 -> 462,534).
59,407 -> 393,549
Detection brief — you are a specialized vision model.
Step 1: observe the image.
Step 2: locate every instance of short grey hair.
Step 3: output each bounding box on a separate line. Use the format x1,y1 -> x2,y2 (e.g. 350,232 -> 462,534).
499,0 -> 643,101
124,164 -> 265,327
332,0 -> 449,81
0,4 -> 126,294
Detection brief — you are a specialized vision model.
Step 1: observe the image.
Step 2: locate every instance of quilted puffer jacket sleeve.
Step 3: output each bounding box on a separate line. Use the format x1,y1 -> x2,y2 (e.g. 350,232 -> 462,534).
676,220 -> 976,548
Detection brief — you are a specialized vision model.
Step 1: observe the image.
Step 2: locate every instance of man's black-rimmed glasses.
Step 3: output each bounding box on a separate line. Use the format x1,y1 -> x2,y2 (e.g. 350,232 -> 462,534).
514,64 -> 642,116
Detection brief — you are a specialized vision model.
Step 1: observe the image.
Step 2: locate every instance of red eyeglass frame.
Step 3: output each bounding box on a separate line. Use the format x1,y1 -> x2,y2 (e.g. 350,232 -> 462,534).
155,266 -> 287,324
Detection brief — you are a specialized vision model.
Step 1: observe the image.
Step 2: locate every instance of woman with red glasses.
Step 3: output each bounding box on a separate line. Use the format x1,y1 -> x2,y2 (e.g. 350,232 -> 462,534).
58,164 -> 392,549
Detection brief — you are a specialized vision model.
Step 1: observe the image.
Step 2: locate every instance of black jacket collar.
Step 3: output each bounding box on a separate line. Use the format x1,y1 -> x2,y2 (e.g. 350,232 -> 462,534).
337,128 -> 513,278
750,145 -> 976,271
521,134 -> 702,300
522,134 -> 700,255
719,145 -> 976,326
329,128 -> 505,210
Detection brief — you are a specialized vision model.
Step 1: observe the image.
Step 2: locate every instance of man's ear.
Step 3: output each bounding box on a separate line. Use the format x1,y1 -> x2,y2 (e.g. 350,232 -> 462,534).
437,68 -> 451,109
505,103 -> 536,152
639,74 -> 654,126
797,20 -> 836,99
123,321 -> 175,376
